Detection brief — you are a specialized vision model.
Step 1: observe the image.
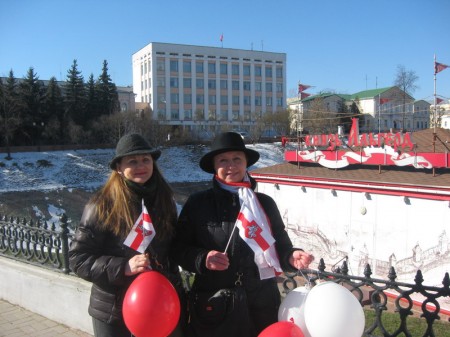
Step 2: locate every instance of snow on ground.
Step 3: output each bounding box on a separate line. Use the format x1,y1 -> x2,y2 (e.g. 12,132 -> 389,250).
0,142 -> 285,193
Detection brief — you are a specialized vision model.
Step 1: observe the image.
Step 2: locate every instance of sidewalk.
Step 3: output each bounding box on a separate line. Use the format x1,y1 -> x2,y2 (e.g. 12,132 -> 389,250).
0,299 -> 93,337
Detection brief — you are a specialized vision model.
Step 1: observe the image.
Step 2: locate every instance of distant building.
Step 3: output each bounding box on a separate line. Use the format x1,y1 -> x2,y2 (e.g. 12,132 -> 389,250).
288,86 -> 431,134
132,42 -> 287,136
430,100 -> 450,130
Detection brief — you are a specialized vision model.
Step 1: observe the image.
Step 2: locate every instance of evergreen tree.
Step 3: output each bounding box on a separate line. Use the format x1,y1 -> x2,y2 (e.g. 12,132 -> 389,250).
43,77 -> 65,144
19,67 -> 46,146
0,72 -> 20,158
96,60 -> 119,116
64,60 -> 86,130
85,73 -> 99,123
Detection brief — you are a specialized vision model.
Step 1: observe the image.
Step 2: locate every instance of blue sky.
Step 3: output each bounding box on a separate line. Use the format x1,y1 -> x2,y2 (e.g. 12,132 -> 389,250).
1,0 -> 449,102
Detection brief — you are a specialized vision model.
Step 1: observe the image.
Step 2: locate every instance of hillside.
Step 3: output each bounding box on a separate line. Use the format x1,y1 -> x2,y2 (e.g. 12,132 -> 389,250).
0,143 -> 285,227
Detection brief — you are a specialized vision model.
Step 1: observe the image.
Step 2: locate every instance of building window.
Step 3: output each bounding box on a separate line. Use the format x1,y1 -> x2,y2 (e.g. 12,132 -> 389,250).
232,80 -> 239,90
196,78 -> 204,89
183,60 -> 191,73
121,102 -> 128,112
232,64 -> 239,75
243,64 -> 250,76
276,83 -> 283,92
276,97 -> 283,106
208,79 -> 216,89
208,95 -> 216,105
196,94 -> 204,104
157,60 -> 165,71
266,97 -> 272,106
184,94 -> 192,104
170,60 -> 178,72
170,93 -> 179,104
170,77 -> 179,88
184,109 -> 192,120
244,96 -> 251,105
276,67 -> 283,78
220,95 -> 228,105
220,111 -> 228,121
255,65 -> 262,77
171,109 -> 179,119
232,110 -> 239,120
196,62 -> 204,74
208,62 -> 216,74
255,82 -> 262,91
243,81 -> 251,91
265,66 -> 272,77
183,78 -> 192,88
220,80 -> 227,90
157,77 -> 165,87
232,95 -> 239,105
220,63 -> 227,75
255,96 -> 262,106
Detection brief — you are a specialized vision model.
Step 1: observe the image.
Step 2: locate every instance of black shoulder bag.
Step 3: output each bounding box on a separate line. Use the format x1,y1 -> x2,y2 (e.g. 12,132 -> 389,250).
187,273 -> 250,337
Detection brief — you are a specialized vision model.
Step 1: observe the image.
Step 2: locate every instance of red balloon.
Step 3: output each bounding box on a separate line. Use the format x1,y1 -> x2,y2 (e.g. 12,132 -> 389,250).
258,321 -> 305,337
123,271 -> 180,337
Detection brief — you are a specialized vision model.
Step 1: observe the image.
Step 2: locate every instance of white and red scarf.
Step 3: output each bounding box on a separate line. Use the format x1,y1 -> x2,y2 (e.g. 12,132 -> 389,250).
123,199 -> 156,253
217,174 -> 282,280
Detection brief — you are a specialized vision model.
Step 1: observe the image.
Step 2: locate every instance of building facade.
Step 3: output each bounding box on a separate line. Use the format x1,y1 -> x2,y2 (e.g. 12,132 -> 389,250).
132,42 -> 287,137
288,86 -> 431,134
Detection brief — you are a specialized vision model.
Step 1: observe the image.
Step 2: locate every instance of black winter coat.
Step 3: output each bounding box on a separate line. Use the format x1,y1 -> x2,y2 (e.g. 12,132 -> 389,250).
172,178 -> 297,336
69,202 -> 182,326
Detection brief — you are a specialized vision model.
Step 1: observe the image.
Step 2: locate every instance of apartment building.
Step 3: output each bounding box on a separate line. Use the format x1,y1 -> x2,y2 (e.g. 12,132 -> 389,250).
132,42 -> 286,136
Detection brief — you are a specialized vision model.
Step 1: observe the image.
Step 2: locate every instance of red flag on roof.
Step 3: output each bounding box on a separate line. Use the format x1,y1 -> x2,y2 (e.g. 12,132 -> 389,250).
220,34 -> 223,42
435,61 -> 449,74
298,83 -> 311,93
436,97 -> 444,104
301,92 -> 311,99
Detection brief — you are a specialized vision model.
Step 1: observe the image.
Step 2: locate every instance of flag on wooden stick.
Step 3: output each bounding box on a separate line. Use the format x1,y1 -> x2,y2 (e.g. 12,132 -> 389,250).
124,199 -> 156,253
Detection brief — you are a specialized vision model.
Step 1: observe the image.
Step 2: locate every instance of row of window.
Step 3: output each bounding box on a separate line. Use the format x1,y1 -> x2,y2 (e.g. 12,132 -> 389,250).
157,109 -> 255,121
141,78 -> 284,92
141,59 -> 283,78
150,93 -> 282,107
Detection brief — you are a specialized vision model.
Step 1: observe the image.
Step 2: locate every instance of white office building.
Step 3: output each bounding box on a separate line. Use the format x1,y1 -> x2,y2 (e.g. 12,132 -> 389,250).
132,42 -> 286,136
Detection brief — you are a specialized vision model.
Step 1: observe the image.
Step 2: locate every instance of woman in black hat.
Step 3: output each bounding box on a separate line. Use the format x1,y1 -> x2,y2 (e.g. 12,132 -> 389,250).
69,133 -> 184,337
172,132 -> 314,337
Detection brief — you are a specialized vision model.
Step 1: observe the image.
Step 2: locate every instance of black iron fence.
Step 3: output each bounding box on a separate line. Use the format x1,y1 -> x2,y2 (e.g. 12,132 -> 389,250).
1,214 -> 449,336
0,213 -> 72,273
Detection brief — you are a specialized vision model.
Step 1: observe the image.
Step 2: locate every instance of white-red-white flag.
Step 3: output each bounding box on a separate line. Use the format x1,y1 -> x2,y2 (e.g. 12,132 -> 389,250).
236,188 -> 282,279
123,200 -> 156,253
435,61 -> 449,74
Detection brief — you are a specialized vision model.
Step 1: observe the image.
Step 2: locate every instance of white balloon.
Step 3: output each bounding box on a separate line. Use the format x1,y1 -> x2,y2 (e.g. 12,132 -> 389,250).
304,281 -> 365,337
278,286 -> 311,337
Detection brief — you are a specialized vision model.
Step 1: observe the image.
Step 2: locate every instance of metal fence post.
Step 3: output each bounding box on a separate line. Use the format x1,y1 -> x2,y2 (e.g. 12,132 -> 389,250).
60,214 -> 70,274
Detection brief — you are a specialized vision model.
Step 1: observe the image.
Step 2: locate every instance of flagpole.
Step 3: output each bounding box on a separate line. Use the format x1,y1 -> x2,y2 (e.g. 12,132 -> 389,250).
434,54 -> 437,134
378,94 -> 381,134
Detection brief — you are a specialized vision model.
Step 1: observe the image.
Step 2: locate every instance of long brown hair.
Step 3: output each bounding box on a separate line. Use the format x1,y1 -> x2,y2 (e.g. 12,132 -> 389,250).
90,163 -> 177,239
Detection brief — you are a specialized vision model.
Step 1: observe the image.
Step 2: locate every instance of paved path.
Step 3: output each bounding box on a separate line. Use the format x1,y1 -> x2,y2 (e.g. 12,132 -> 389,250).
0,299 -> 93,337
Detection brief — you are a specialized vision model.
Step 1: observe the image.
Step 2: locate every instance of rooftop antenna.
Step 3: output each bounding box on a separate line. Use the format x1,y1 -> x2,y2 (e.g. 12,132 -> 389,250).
261,40 -> 264,51
251,42 -> 253,51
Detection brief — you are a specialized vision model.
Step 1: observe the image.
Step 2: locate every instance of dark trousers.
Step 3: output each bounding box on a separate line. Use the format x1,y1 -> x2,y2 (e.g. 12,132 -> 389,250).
92,317 -> 185,337
92,317 -> 132,337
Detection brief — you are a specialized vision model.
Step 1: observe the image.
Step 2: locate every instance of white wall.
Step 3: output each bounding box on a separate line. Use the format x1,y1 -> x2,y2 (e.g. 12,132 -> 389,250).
0,258 -> 93,335
257,182 -> 450,284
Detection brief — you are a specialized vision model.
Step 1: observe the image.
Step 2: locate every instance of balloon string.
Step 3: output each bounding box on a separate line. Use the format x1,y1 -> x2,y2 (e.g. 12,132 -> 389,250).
297,269 -> 312,289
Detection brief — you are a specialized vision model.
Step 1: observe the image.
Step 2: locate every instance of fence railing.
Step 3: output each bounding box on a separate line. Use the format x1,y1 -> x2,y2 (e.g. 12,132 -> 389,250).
1,214 -> 449,336
0,213 -> 72,273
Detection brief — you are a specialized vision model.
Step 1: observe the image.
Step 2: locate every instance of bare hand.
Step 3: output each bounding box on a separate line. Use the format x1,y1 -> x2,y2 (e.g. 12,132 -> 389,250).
289,250 -> 314,270
205,250 -> 229,271
125,253 -> 150,276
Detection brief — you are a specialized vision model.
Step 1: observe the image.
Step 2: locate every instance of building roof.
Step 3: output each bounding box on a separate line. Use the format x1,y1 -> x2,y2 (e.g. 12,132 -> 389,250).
251,128 -> 450,190
349,87 -> 393,100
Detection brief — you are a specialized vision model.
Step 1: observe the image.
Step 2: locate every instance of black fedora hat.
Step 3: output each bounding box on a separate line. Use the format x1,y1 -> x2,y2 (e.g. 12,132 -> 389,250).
199,132 -> 260,173
109,134 -> 161,169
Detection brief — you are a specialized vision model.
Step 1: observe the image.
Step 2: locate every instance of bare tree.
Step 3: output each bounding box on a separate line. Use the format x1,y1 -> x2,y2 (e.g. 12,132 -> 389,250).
394,65 -> 419,131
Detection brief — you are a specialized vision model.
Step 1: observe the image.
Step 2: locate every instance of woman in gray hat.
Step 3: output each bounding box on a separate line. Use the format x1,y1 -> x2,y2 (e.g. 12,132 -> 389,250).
69,133 -> 184,337
172,132 -> 314,337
